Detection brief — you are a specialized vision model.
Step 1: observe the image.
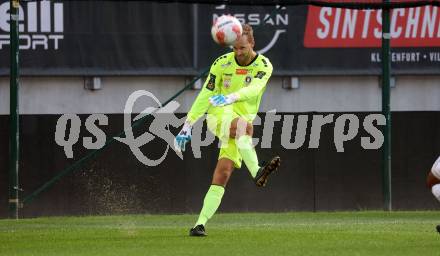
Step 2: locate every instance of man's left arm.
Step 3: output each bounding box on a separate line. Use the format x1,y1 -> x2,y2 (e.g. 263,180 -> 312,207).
234,65 -> 272,102
209,57 -> 273,107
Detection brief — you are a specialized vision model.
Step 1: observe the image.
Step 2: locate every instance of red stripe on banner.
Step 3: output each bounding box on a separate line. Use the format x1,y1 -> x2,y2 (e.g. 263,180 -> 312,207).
304,6 -> 440,48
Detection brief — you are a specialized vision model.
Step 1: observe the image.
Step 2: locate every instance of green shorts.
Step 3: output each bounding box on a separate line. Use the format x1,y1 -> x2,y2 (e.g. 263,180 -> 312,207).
206,106 -> 242,169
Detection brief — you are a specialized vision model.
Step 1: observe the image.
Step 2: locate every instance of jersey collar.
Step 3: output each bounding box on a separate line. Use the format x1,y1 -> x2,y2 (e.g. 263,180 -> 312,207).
234,53 -> 259,67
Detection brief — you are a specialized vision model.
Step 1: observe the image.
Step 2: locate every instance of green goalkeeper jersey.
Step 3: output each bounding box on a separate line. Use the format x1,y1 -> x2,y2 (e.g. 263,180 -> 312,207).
187,52 -> 273,124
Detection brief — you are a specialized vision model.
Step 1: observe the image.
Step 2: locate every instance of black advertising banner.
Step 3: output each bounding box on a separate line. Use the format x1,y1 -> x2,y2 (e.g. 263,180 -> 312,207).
0,1 -> 439,76
0,1 -> 194,75
198,4 -> 440,75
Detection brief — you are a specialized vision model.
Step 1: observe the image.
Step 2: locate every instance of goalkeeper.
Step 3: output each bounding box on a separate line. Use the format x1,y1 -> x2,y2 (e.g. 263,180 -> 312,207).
175,24 -> 281,237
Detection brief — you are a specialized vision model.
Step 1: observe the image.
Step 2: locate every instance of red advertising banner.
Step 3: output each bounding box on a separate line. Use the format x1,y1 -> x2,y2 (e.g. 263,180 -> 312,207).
304,6 -> 440,47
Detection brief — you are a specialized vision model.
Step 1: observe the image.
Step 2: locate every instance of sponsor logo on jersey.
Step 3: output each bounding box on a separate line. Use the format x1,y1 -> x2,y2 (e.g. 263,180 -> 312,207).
236,69 -> 248,75
245,75 -> 252,85
206,73 -> 216,91
223,78 -> 231,88
254,71 -> 266,79
223,73 -> 232,88
221,61 -> 232,68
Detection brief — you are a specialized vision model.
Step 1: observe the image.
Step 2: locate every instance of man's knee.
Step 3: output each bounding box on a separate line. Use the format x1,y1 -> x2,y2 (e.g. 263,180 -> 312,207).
229,118 -> 253,139
246,123 -> 253,136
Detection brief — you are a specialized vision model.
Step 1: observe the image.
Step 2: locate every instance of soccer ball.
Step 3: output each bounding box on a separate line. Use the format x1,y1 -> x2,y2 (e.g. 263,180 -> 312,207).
211,15 -> 243,46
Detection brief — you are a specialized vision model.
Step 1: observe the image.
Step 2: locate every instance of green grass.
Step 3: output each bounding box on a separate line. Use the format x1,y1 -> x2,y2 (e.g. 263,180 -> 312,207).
1,211 -> 439,256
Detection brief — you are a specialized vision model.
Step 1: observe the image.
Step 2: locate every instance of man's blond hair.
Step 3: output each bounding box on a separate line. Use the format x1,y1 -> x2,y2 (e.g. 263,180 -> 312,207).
242,24 -> 255,45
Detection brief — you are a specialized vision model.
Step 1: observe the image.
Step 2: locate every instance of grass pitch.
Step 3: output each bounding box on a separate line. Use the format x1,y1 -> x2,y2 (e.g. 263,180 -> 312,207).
1,211 -> 439,256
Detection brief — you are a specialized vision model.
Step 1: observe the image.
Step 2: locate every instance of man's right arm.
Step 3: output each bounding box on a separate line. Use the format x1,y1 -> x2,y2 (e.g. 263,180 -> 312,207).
186,67 -> 221,125
175,62 -> 220,152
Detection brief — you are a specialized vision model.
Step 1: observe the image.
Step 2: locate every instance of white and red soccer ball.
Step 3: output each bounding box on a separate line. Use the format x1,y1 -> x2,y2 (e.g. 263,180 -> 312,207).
211,15 -> 243,46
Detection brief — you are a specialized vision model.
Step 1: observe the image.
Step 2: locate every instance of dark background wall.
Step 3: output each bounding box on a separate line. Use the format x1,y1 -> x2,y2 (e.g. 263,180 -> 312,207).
1,2 -> 439,76
0,112 -> 439,218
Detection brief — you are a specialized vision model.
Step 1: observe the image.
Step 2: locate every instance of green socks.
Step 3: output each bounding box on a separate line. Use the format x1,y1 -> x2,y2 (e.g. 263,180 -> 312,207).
195,185 -> 225,227
237,135 -> 260,178
194,135 -> 258,228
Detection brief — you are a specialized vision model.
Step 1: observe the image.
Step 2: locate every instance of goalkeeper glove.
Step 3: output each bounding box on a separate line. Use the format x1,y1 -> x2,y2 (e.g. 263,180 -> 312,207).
209,93 -> 239,107
174,121 -> 192,152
